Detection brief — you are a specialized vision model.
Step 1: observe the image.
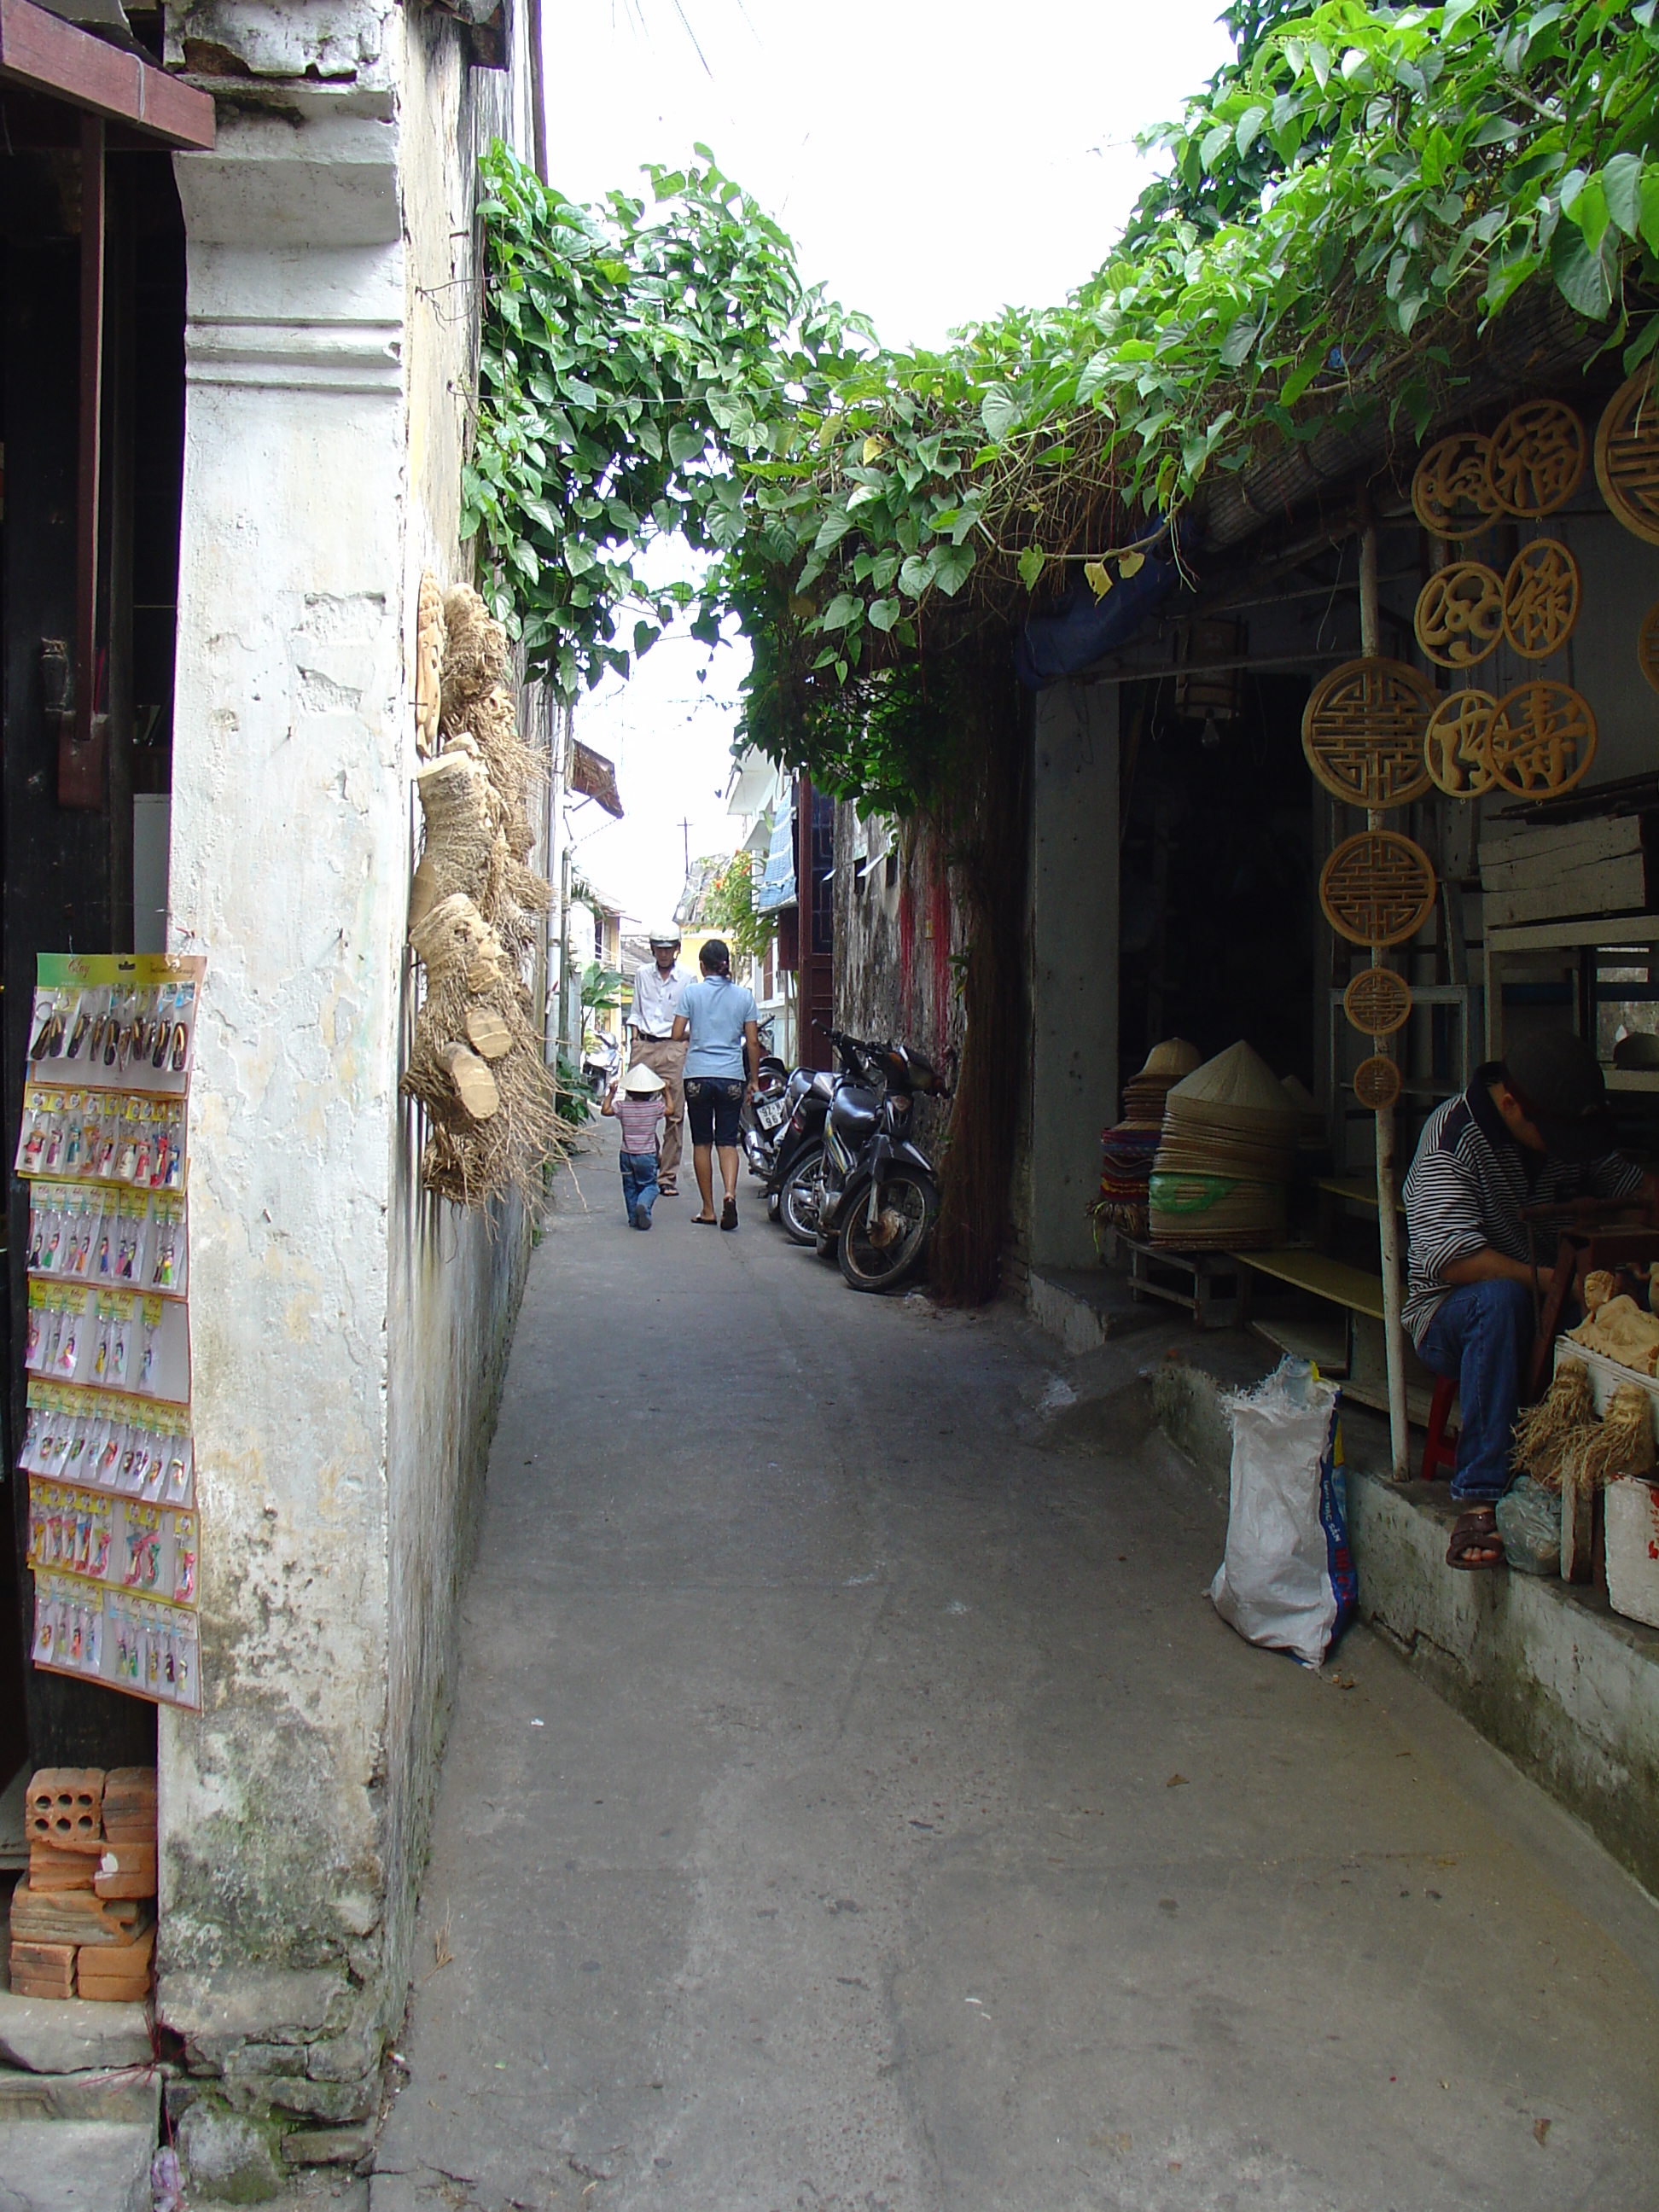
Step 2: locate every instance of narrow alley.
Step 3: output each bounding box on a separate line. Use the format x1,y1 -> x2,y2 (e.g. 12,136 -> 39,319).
370,1137 -> 1659,2212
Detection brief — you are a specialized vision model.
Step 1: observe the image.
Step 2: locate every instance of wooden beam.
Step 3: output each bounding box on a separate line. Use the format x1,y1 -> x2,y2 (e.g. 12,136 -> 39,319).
0,0 -> 214,148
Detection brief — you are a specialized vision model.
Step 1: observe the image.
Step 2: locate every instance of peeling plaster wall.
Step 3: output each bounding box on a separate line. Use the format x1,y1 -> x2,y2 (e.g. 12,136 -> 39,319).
156,0 -> 536,2142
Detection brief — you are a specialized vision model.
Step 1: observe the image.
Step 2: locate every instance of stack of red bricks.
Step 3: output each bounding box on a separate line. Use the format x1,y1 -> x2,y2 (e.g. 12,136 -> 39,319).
9,1767 -> 157,2003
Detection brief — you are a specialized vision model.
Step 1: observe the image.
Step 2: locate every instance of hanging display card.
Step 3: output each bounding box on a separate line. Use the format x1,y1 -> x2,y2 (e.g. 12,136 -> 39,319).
16,955 -> 203,1709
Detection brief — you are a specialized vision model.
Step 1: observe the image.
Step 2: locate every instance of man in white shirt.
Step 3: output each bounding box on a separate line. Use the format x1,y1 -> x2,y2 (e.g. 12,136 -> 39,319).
628,928 -> 691,1195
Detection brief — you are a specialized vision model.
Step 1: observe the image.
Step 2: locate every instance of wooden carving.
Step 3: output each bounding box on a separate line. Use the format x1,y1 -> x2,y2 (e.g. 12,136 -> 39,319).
1319,831 -> 1437,949
1414,563 -> 1503,668
1639,602 -> 1659,696
1486,399 -> 1586,518
1353,1054 -> 1402,1111
1423,689 -> 1497,798
1486,681 -> 1597,797
1301,658 -> 1435,807
1411,432 -> 1498,539
1502,539 -> 1580,660
1596,364 -> 1659,544
1343,967 -> 1412,1039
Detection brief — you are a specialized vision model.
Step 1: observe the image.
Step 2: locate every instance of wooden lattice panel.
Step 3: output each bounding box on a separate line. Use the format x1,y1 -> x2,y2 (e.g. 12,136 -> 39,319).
1411,432 -> 1498,539
1639,602 -> 1659,696
1487,681 -> 1597,797
1423,689 -> 1497,798
1301,658 -> 1435,806
1502,539 -> 1580,659
1414,563 -> 1503,668
1343,966 -> 1412,1039
1597,365 -> 1659,544
1353,1054 -> 1402,1111
1486,399 -> 1586,517
1320,832 -> 1437,949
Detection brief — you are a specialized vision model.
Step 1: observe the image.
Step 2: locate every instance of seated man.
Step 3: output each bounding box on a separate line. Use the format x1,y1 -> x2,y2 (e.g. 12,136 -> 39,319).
1403,1030 -> 1655,1571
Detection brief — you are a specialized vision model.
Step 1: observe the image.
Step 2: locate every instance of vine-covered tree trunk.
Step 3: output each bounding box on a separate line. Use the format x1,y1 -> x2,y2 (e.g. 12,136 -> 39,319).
930,661 -> 1031,1307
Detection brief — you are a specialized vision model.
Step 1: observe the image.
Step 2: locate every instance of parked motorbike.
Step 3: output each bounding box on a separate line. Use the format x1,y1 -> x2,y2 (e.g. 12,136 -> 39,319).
738,1055 -> 792,1181
814,1032 -> 945,1291
582,1027 -> 620,1098
768,1067 -> 835,1240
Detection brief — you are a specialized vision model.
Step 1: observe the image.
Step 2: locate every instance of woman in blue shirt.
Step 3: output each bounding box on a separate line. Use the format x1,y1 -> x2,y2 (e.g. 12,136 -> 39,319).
672,938 -> 760,1230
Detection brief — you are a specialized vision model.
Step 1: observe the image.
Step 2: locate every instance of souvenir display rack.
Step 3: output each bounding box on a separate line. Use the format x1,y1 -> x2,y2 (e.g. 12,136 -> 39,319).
15,954 -> 203,1709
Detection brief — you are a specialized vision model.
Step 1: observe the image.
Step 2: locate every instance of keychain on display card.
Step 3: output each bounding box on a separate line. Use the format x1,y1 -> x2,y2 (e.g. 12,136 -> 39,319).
96,1421 -> 123,1485
131,1123 -> 152,1187
173,1514 -> 196,1604
71,1499 -> 91,1574
38,1311 -> 61,1378
89,1499 -> 113,1580
113,1315 -> 133,1388
139,1439 -> 166,1503
24,1308 -> 42,1372
26,1202 -> 44,1270
29,992 -> 65,1062
143,1605 -> 161,1691
137,1316 -> 156,1393
18,1102 -> 42,1175
63,1419 -> 89,1476
66,992 -> 93,1063
85,1598 -> 103,1674
90,1318 -> 111,1383
86,993 -> 109,1065
93,1109 -> 118,1179
149,985 -> 174,1071
32,1590 -> 53,1665
165,1434 -> 193,1507
62,1101 -> 83,1174
173,1618 -> 196,1707
24,1487 -> 45,1567
152,1219 -> 178,1289
41,1109 -> 65,1174
172,981 -> 195,1075
19,1406 -> 44,1474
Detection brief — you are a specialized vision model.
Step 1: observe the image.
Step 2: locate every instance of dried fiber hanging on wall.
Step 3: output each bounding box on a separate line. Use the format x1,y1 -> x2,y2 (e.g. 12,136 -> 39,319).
400,579 -> 564,1210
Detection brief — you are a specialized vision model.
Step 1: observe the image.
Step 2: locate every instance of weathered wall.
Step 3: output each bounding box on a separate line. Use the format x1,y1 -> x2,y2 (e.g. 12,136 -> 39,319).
832,807 -> 963,1162
157,0 -> 536,2175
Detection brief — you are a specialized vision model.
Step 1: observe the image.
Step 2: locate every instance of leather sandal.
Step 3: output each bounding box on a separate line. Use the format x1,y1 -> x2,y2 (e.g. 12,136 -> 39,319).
1447,1505 -> 1505,1570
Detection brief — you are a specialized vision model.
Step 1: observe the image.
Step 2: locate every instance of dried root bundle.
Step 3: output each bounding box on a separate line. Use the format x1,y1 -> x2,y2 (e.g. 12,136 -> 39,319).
1576,1382 -> 1657,1490
415,572 -> 446,757
405,574 -> 556,1212
1511,1359 -> 1598,1492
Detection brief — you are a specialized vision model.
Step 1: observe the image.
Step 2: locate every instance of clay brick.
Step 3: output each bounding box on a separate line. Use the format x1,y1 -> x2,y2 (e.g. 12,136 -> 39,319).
28,1840 -> 97,1890
94,1842 -> 157,1900
9,1939 -> 76,1999
25,1767 -> 103,1846
100,1767 -> 156,1845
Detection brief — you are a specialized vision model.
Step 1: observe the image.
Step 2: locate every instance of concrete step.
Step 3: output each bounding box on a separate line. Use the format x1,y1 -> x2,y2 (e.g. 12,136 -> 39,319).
0,2067 -> 159,2212
1153,1341 -> 1659,1899
0,1991 -> 154,2076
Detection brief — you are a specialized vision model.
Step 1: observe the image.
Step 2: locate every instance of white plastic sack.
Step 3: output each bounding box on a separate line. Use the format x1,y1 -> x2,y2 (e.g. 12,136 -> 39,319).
1209,1357 -> 1355,1668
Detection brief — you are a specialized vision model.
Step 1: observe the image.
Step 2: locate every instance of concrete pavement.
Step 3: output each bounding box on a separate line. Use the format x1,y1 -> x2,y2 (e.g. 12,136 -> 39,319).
371,1133 -> 1659,2212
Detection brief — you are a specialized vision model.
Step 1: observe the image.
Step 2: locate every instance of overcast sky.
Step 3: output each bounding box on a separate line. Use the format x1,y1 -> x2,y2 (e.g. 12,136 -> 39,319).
541,0 -> 1235,928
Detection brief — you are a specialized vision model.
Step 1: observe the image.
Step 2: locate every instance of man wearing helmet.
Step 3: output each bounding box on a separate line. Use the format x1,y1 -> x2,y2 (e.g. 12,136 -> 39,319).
628,928 -> 691,1196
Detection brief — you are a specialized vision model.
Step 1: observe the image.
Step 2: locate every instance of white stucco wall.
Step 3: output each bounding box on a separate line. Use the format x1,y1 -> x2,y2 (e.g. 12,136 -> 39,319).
158,0 -> 537,2134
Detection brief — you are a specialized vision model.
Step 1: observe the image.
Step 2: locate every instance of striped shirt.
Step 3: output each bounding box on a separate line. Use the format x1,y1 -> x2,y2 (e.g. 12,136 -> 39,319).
1401,1065 -> 1640,1345
614,1095 -> 662,1155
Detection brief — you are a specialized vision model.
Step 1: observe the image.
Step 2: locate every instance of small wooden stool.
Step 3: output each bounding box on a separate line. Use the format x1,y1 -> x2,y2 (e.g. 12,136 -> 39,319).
1421,1375 -> 1458,1482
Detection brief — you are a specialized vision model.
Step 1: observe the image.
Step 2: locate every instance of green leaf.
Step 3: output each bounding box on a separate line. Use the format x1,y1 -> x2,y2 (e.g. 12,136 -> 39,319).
929,541 -> 975,597
1235,106 -> 1268,158
1640,167 -> 1659,257
1017,545 -> 1046,591
667,422 -> 706,466
1551,223 -> 1616,320
981,385 -> 1020,440
820,593 -> 861,631
1420,126 -> 1455,191
814,508 -> 855,554
867,597 -> 900,632
1219,314 -> 1260,369
1604,153 -> 1644,241
898,553 -> 934,597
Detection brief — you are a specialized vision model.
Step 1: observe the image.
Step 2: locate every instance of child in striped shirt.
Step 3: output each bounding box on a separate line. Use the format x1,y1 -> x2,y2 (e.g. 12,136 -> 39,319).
602,1062 -> 667,1230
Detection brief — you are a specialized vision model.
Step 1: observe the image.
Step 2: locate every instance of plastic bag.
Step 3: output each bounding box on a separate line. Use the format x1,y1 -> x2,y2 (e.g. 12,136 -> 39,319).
1495,1477 -> 1561,1576
1210,1356 -> 1354,1668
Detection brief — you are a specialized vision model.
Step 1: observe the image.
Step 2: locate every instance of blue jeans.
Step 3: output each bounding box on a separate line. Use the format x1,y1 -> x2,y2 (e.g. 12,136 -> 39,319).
1416,1278 -> 1534,1503
620,1150 -> 659,1227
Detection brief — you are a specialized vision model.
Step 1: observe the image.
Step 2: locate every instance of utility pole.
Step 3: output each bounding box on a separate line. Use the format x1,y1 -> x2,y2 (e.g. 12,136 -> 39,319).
678,818 -> 692,877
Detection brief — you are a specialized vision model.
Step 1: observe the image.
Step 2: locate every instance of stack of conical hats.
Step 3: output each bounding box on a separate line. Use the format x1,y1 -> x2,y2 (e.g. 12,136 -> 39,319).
1280,1073 -> 1325,1149
1095,1040 -> 1202,1240
1150,1040 -> 1295,1249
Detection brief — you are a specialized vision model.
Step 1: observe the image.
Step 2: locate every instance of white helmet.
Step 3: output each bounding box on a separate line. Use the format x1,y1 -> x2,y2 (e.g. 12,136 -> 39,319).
647,925 -> 682,947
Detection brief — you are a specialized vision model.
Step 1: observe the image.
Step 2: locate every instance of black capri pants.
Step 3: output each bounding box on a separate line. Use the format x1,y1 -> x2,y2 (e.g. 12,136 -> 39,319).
684,1076 -> 744,1148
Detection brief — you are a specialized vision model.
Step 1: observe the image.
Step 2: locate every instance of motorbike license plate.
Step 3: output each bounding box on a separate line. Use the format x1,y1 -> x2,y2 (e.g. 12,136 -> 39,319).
755,1097 -> 788,1127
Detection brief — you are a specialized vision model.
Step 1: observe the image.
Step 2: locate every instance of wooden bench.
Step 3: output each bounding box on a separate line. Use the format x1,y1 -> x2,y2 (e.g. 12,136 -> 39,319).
1228,1245 -> 1444,1424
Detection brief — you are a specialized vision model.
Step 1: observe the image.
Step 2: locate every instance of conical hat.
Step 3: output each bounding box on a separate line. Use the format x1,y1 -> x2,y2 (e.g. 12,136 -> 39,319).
1281,1074 -> 1317,1114
1167,1040 -> 1296,1128
1134,1037 -> 1202,1084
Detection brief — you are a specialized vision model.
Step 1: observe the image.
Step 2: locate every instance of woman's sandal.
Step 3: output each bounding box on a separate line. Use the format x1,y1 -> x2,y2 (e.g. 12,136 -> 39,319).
1447,1505 -> 1505,1571
691,1211 -> 718,1225
721,1197 -> 738,1231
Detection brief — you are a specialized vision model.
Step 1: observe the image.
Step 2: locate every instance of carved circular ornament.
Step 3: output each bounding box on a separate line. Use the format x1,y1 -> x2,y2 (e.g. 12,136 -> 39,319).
1423,690 -> 1498,798
1411,433 -> 1498,539
1486,400 -> 1587,517
1639,602 -> 1659,696
1301,658 -> 1435,807
1353,1054 -> 1403,1112
1414,563 -> 1503,668
1319,831 -> 1438,950
1502,539 -> 1581,659
1486,681 -> 1598,797
1344,965 -> 1412,1039
1595,364 -> 1659,544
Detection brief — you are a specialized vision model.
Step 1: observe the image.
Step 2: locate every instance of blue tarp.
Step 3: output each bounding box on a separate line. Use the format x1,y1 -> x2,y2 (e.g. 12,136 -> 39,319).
754,806 -> 796,914
1013,521 -> 1191,690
